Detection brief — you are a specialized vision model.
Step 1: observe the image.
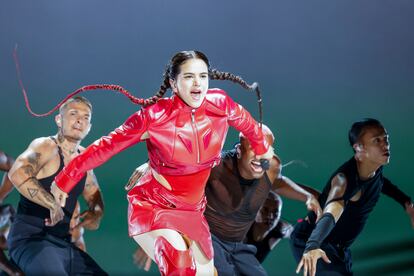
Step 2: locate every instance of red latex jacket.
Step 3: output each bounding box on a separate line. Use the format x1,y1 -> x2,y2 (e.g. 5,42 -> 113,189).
55,89 -> 269,193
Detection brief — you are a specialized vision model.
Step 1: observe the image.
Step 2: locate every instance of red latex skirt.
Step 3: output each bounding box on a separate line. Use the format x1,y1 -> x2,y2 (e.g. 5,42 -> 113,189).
127,170 -> 213,260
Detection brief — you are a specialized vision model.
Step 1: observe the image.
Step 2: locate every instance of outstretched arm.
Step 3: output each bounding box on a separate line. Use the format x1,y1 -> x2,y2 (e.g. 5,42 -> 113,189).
296,173 -> 347,276
52,110 -> 149,206
270,156 -> 322,221
274,176 -> 322,221
8,138 -> 63,226
225,94 -> 270,158
382,177 -> 414,228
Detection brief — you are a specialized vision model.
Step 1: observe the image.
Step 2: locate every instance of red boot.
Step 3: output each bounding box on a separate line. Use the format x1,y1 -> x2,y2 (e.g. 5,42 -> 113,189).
154,236 -> 196,276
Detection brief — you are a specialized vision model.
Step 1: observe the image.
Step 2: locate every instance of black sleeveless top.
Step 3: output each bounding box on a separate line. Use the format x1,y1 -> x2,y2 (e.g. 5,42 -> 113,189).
10,138 -> 86,245
308,158 -> 384,248
204,149 -> 273,242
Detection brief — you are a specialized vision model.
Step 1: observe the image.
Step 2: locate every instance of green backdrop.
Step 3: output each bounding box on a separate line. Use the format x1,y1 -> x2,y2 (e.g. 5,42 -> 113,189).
1,1 -> 413,275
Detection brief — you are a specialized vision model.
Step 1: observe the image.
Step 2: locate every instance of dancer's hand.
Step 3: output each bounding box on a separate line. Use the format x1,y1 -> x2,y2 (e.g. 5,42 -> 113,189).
133,247 -> 152,271
72,209 -> 102,230
45,201 -> 64,226
296,248 -> 330,276
125,163 -> 149,191
405,201 -> 414,229
306,196 -> 323,222
51,181 -> 68,207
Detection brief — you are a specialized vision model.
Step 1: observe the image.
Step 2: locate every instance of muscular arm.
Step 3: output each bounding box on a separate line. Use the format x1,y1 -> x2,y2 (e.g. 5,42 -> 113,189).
296,173 -> 348,276
274,176 -> 314,201
0,151 -> 15,202
8,138 -> 59,210
270,156 -> 322,218
322,173 -> 348,221
78,170 -> 104,230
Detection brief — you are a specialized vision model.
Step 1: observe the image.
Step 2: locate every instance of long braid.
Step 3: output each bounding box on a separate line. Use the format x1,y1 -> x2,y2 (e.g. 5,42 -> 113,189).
209,69 -> 254,90
146,68 -> 171,105
13,46 -> 169,117
209,69 -> 263,127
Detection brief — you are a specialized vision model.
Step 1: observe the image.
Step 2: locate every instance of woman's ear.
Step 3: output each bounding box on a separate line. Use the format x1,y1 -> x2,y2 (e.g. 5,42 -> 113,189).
169,79 -> 178,93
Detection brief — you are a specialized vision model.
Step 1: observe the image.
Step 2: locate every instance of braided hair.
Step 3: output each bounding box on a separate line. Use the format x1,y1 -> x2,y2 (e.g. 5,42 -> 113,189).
14,48 -> 262,123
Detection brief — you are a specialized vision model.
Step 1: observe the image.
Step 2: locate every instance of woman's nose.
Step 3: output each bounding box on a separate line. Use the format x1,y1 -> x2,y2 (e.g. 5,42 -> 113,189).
193,77 -> 200,86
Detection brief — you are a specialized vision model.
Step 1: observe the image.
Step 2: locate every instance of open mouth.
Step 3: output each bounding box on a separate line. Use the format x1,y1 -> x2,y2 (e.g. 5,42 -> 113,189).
383,151 -> 390,157
250,160 -> 263,173
190,90 -> 202,101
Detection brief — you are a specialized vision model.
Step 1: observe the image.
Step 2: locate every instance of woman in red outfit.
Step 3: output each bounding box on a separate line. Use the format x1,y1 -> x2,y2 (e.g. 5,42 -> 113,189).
50,51 -> 273,275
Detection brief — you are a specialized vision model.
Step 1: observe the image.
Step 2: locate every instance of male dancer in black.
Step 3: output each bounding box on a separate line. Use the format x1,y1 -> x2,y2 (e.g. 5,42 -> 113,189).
203,125 -> 322,276
291,118 -> 414,276
7,96 -> 106,275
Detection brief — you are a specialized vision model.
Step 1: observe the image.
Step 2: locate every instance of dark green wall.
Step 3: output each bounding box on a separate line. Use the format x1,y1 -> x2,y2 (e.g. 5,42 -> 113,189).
1,1 -> 413,275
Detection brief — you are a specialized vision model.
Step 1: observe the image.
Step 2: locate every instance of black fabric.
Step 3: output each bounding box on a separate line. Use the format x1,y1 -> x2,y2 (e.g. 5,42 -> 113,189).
204,149 -> 272,242
14,139 -> 86,240
7,139 -> 105,275
289,157 -> 394,275
382,177 -> 412,209
9,230 -> 107,275
305,213 -> 336,252
212,234 -> 267,276
307,157 -> 384,248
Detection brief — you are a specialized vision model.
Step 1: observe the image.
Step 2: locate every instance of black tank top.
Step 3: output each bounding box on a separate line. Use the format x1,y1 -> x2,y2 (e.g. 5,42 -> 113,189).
308,157 -> 384,248
204,149 -> 272,242
13,138 -> 86,240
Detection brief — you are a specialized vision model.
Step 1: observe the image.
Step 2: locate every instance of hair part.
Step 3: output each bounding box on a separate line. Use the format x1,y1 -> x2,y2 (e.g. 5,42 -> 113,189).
59,96 -> 92,114
348,118 -> 384,148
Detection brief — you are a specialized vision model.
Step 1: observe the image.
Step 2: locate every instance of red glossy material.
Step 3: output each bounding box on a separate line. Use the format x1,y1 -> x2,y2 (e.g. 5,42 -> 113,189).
55,89 -> 268,193
154,236 -> 196,276
127,171 -> 213,259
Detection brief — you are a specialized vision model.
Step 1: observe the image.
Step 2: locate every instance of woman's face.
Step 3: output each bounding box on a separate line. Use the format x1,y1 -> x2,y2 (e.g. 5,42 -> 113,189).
171,58 -> 209,108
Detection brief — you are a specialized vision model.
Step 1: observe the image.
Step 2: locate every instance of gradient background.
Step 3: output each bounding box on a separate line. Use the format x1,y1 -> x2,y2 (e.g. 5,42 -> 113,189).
1,1 -> 413,275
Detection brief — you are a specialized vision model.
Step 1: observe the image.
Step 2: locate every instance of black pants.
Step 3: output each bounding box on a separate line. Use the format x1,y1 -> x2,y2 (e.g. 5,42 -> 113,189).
212,234 -> 267,276
290,221 -> 353,276
10,233 -> 107,276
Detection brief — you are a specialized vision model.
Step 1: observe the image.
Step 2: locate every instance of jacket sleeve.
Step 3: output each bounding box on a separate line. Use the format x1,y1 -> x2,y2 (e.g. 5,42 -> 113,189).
55,110 -> 149,193
225,94 -> 269,155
